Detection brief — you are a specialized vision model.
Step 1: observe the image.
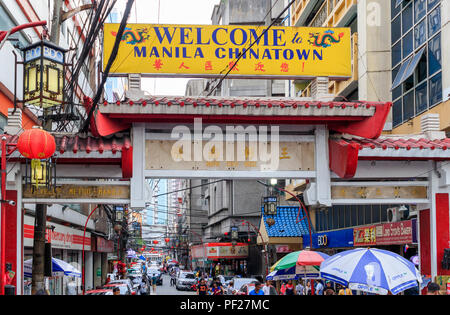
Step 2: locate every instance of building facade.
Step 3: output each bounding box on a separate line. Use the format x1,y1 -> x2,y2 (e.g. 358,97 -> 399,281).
0,0 -> 114,294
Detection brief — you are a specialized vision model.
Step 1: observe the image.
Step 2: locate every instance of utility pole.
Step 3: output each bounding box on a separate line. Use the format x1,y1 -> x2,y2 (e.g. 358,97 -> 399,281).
265,0 -> 273,98
30,0 -> 63,295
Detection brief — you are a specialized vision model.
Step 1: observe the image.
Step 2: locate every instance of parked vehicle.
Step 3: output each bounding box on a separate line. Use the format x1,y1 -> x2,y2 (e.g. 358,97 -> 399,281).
176,271 -> 197,291
108,279 -> 135,295
231,278 -> 259,294
218,275 -> 234,287
236,282 -> 267,295
102,283 -> 133,295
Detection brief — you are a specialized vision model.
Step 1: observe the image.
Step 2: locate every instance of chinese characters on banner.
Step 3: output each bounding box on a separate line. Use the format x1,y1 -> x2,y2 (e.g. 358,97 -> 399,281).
353,220 -> 414,247
103,24 -> 352,79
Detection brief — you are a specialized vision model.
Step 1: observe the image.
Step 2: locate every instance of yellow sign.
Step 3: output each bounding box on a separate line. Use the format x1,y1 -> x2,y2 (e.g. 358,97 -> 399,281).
23,185 -> 130,199
103,24 -> 352,79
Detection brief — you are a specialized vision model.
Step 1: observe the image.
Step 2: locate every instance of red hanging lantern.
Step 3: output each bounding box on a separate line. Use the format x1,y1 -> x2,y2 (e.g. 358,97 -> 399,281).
17,127 -> 56,159
153,240 -> 158,245
165,238 -> 170,243
151,247 -> 154,251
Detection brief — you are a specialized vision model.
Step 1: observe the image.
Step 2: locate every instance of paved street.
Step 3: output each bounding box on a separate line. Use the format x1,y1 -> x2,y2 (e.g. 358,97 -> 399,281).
150,274 -> 196,295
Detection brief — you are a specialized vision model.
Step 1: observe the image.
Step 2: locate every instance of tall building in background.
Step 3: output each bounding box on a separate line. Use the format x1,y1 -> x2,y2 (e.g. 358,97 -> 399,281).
290,0 -> 448,135
143,179 -> 168,251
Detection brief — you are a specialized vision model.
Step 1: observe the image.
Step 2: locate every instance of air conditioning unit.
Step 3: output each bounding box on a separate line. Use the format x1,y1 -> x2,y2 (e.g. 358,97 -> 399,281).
387,207 -> 402,223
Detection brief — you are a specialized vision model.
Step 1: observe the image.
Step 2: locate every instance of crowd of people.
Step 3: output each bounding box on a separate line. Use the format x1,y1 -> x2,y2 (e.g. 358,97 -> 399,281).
192,275 -> 446,296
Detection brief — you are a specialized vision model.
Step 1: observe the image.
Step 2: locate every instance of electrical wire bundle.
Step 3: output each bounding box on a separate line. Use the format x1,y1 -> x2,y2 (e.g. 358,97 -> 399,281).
56,0 -> 120,132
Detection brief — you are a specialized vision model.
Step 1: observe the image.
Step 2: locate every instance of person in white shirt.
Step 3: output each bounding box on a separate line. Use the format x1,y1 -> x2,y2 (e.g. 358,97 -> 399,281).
296,281 -> 305,295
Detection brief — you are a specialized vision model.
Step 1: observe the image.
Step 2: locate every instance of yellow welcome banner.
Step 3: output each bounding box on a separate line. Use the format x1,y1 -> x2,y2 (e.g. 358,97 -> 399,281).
103,23 -> 352,79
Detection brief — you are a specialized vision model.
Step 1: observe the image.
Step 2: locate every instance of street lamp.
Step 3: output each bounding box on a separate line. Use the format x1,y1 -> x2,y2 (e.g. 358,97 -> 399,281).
22,40 -> 66,110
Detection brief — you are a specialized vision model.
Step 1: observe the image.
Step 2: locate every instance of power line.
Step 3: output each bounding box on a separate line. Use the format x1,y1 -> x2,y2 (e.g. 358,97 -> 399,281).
205,0 -> 295,97
152,179 -> 225,198
80,0 -> 135,134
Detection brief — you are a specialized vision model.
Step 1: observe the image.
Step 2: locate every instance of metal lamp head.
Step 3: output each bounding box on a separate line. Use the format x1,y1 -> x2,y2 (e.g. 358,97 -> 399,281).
22,40 -> 66,109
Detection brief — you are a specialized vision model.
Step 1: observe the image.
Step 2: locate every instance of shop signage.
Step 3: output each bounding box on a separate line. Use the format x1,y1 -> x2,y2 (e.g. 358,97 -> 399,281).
353,220 -> 416,246
306,228 -> 354,249
24,215 -> 91,251
95,237 -> 115,253
146,140 -> 315,172
219,245 -> 248,258
103,24 -> 351,79
353,225 -> 377,246
191,243 -> 249,260
23,184 -> 130,199
375,220 -> 414,245
332,186 -> 427,200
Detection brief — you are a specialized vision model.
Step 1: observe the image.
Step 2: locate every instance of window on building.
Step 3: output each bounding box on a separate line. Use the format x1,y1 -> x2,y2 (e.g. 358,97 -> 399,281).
0,4 -> 31,48
0,114 -> 6,133
391,0 -> 442,128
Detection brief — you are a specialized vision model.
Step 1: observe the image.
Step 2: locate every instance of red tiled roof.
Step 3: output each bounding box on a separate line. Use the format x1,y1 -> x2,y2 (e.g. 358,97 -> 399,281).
102,96 -> 380,110
3,134 -> 131,156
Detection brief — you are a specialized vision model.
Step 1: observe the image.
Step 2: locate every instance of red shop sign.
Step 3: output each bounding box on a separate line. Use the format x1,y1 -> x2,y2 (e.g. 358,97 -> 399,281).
376,220 -> 413,245
96,237 -> 114,253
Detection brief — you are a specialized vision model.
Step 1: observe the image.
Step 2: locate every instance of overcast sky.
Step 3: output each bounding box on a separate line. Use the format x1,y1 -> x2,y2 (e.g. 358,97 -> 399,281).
115,0 -> 221,96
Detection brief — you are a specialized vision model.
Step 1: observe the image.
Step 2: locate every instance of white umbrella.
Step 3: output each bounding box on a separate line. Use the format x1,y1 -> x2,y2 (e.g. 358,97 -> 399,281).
24,258 -> 82,278
320,248 -> 422,295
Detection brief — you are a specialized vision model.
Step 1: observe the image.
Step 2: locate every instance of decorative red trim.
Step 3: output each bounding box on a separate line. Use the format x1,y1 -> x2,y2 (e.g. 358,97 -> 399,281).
329,102 -> 392,139
121,146 -> 133,179
5,191 -> 18,287
83,97 -> 131,137
329,139 -> 360,179
205,243 -> 248,247
103,113 -> 364,125
436,193 -> 450,276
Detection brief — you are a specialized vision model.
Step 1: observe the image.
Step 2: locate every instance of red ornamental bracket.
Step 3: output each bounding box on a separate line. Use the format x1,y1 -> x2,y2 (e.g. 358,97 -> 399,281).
329,139 -> 360,179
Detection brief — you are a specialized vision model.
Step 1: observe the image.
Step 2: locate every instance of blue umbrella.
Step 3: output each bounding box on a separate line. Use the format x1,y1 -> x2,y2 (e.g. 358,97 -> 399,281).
320,248 -> 422,295
24,258 -> 81,278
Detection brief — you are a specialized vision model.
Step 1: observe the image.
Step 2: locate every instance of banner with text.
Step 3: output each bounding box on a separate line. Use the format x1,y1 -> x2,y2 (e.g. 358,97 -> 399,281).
103,24 -> 352,79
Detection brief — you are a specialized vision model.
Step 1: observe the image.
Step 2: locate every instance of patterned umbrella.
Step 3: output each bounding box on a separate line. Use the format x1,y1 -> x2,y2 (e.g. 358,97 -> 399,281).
272,250 -> 330,272
320,248 -> 422,295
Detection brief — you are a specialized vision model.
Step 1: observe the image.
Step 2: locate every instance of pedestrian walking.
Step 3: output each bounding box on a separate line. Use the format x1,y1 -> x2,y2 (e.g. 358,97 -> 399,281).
305,281 -> 312,295
197,279 -> 209,295
295,281 -> 305,295
285,280 -> 296,295
263,279 -> 277,295
170,270 -> 176,287
426,282 -> 441,295
249,281 -> 264,295
211,281 -> 224,295
324,281 -> 335,295
315,280 -> 324,295
151,274 -> 158,294
227,281 -> 235,295
280,281 -> 287,295
338,285 -> 353,295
